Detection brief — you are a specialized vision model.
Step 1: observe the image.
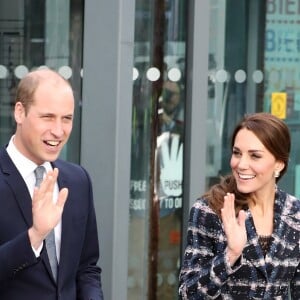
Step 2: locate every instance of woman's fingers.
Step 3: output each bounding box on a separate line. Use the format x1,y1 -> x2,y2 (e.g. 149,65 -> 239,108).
237,209 -> 246,227
221,193 -> 235,221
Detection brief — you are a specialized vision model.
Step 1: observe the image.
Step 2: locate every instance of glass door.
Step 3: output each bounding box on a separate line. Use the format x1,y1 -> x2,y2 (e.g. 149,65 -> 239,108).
128,0 -> 188,299
205,0 -> 300,200
205,0 -> 266,187
264,0 -> 300,197
0,0 -> 83,163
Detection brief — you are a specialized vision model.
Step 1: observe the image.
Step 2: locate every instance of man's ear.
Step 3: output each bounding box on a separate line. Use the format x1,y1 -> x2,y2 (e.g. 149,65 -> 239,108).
14,102 -> 25,124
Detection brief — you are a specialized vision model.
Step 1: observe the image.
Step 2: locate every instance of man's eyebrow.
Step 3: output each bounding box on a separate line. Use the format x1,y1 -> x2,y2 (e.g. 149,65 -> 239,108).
64,114 -> 74,119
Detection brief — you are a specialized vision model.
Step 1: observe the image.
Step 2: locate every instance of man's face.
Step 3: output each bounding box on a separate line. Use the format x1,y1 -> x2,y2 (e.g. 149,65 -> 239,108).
14,81 -> 74,165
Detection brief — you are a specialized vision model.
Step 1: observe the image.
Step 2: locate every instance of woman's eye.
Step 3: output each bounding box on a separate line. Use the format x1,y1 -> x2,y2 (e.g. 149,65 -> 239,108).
232,150 -> 240,156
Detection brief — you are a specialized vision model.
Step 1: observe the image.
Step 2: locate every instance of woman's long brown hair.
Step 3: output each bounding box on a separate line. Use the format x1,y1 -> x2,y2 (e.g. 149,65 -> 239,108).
203,112 -> 291,217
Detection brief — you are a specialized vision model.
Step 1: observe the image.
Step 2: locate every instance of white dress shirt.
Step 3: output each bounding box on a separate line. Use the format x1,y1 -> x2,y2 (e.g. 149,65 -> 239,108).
6,136 -> 62,262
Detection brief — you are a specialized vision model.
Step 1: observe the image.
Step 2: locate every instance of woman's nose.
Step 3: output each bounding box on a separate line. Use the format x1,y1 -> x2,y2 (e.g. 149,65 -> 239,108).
237,155 -> 249,169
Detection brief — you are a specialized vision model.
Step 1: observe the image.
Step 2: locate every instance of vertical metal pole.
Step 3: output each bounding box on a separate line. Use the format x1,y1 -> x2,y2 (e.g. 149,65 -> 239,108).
147,1 -> 165,298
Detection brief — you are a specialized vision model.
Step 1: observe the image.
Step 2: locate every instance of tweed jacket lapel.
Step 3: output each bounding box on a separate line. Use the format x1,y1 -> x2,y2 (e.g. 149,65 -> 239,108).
243,211 -> 268,278
242,188 -> 299,281
268,189 -> 300,281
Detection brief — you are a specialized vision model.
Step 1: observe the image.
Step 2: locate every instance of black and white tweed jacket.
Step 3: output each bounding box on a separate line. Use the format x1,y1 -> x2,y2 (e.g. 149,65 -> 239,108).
179,188 -> 300,299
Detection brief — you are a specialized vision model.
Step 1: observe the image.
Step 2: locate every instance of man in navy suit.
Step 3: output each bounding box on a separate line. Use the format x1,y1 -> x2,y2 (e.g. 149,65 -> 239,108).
0,69 -> 103,299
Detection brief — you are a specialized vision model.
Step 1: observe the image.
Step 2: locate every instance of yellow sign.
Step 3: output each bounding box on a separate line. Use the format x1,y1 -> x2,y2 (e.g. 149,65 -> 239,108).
271,92 -> 287,119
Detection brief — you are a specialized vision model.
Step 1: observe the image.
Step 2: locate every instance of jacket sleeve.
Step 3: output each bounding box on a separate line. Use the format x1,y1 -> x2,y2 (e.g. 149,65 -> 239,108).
0,231 -> 39,283
290,261 -> 300,299
75,168 -> 104,300
178,199 -> 242,299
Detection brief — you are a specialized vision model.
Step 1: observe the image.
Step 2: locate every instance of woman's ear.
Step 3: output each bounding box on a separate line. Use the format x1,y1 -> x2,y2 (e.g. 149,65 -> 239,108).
275,161 -> 285,174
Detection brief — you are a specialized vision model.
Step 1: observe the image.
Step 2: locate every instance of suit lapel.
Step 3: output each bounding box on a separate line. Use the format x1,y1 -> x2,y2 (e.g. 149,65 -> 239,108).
51,162 -> 70,285
0,147 -> 33,226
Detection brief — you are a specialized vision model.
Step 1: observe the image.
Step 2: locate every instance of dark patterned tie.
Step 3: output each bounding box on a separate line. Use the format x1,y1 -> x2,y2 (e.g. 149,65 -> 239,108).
34,166 -> 58,281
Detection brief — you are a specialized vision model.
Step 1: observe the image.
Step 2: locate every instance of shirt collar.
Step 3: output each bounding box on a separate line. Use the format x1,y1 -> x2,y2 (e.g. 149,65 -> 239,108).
6,135 -> 52,180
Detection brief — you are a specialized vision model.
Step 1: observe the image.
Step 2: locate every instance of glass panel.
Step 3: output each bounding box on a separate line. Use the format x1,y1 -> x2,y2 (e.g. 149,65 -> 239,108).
128,0 -> 187,299
0,0 -> 83,163
206,0 -> 299,199
264,0 -> 300,197
206,0 -> 265,186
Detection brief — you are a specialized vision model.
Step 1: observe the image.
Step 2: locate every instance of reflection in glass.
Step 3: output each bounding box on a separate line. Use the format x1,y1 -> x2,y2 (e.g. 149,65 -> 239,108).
128,0 -> 187,299
0,0 -> 83,163
206,0 -> 299,198
264,0 -> 300,197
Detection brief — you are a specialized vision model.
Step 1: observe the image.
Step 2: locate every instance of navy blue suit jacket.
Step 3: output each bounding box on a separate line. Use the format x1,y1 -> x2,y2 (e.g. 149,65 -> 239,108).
0,147 -> 103,300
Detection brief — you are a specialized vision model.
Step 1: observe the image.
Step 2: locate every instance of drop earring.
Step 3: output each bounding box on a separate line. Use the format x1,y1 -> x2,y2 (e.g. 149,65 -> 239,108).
274,170 -> 280,178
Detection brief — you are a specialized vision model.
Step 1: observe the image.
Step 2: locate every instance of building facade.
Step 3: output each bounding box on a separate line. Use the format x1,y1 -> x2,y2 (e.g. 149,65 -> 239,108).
0,0 -> 299,299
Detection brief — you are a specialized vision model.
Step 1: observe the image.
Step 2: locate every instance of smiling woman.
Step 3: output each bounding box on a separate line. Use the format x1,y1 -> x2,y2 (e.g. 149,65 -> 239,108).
230,128 -> 284,196
179,112 -> 300,299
